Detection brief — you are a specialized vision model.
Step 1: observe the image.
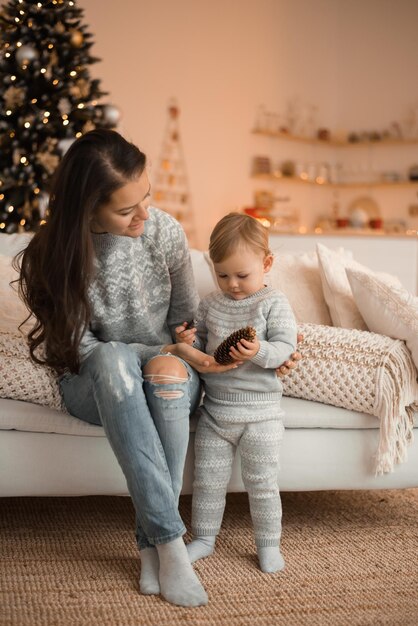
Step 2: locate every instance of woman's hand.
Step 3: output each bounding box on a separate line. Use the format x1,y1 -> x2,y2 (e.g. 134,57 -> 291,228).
175,321 -> 197,345
164,343 -> 242,374
276,333 -> 304,378
228,337 -> 260,362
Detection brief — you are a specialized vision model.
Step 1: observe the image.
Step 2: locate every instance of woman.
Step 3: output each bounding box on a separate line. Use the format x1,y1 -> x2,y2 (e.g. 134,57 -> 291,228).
16,129 -> 300,607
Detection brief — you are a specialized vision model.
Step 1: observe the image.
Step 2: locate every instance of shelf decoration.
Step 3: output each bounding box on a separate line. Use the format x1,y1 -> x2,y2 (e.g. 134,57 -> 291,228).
152,100 -> 196,246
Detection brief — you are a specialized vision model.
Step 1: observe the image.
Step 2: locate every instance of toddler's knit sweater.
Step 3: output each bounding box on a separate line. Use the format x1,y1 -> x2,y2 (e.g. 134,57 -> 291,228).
194,287 -> 297,419
78,208 -> 199,364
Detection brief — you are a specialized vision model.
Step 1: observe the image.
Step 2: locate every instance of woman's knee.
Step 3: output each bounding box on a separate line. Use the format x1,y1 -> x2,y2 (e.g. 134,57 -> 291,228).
143,355 -> 188,383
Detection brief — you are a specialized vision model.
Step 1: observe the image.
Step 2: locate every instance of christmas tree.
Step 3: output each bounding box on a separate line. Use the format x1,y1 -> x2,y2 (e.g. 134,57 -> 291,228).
0,0 -> 120,234
153,101 -> 197,246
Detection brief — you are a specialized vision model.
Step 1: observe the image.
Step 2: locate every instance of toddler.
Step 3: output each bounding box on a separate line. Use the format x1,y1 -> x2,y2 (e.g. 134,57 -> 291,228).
176,212 -> 297,573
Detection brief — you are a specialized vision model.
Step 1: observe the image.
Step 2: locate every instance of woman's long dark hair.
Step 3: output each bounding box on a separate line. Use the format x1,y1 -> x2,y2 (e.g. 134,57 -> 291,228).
14,129 -> 146,375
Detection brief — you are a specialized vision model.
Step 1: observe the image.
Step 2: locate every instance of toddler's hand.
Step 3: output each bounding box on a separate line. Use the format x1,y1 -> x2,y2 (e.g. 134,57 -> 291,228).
175,321 -> 197,345
228,336 -> 260,362
276,333 -> 304,377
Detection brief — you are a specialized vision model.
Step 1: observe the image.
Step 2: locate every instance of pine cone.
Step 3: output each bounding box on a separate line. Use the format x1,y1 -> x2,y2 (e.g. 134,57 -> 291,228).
214,326 -> 257,364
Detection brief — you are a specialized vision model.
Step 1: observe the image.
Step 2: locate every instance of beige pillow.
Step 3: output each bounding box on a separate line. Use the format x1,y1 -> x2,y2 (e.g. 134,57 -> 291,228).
316,243 -> 402,330
0,254 -> 31,333
283,322 -> 418,475
0,331 -> 64,411
268,250 -> 332,325
347,268 -> 418,370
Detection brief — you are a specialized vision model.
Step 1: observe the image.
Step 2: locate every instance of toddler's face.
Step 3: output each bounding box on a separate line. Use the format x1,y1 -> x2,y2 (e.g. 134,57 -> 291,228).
213,246 -> 273,300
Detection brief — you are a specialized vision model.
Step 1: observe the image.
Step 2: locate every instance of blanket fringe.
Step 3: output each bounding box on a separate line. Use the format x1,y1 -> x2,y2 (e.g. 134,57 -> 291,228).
374,343 -> 417,475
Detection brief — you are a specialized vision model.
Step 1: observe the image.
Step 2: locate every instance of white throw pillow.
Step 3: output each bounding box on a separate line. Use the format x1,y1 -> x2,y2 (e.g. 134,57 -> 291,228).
268,250 -> 332,325
316,243 -> 402,331
316,243 -> 367,329
0,254 -> 31,333
347,267 -> 418,370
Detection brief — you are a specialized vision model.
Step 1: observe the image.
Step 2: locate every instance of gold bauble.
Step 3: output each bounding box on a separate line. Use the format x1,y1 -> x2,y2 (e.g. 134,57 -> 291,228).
70,29 -> 84,47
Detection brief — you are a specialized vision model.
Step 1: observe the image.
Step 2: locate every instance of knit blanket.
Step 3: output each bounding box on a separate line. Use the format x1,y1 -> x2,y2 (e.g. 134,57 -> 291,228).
1,327 -> 417,475
282,324 -> 418,475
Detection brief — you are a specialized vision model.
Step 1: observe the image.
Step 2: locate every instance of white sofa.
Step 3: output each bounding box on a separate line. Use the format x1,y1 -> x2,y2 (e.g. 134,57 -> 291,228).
0,233 -> 417,497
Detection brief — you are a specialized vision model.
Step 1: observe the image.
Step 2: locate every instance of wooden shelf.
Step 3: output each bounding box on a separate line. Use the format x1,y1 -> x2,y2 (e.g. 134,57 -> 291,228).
252,129 -> 418,147
251,173 -> 418,189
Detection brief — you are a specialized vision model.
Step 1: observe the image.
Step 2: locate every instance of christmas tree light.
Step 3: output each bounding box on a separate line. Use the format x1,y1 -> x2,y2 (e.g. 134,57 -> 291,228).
0,0 -> 120,234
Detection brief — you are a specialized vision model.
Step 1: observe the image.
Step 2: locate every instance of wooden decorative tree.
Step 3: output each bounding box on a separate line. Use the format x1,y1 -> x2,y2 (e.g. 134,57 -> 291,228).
153,101 -> 196,246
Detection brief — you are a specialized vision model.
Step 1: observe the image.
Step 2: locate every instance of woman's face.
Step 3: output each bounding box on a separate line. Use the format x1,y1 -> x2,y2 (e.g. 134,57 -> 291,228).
90,169 -> 151,238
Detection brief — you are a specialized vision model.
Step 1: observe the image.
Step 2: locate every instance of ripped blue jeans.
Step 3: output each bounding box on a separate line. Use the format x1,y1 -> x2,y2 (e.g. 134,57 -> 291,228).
59,342 -> 201,549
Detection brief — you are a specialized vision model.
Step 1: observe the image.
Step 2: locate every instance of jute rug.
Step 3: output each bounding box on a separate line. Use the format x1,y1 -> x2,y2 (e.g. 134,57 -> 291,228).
1,489 -> 417,626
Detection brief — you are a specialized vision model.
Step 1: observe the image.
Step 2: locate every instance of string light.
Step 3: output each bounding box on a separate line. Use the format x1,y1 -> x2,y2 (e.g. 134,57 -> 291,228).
63,120 -> 69,126
16,42 -> 22,47
40,68 -> 46,74
6,110 -> 12,116
8,206 -> 14,213
20,219 -> 26,226
0,224 -> 6,230
75,132 -> 82,138
77,103 -> 84,109
31,98 -> 37,104
11,75 -> 17,81
24,122 -> 31,128
20,157 -> 28,164
69,70 -> 77,77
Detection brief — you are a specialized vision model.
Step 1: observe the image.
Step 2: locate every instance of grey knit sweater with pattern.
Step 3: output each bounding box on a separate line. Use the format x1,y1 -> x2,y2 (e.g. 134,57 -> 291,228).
79,207 -> 199,364
194,287 -> 297,419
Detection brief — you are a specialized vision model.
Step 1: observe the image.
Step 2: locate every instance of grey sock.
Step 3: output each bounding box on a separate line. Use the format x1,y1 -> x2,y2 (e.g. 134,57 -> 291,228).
186,535 -> 216,563
257,546 -> 285,573
139,547 -> 160,595
156,537 -> 208,607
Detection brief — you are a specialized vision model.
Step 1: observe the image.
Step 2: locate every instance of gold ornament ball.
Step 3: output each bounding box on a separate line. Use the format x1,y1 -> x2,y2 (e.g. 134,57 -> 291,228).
70,30 -> 84,47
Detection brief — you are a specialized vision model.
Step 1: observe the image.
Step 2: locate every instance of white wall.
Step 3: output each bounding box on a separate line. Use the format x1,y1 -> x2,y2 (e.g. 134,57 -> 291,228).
81,0 -> 418,247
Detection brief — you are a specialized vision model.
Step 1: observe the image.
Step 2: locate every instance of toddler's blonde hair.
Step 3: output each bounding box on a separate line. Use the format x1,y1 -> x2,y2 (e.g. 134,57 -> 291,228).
209,212 -> 271,263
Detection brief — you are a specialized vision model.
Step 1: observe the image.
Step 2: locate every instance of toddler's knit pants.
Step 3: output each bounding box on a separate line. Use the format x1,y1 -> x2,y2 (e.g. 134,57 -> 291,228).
191,406 -> 284,547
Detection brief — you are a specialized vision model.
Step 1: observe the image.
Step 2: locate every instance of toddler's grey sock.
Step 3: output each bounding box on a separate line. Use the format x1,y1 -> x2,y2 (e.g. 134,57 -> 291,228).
156,537 -> 208,607
139,547 -> 160,595
257,546 -> 285,573
186,535 -> 216,563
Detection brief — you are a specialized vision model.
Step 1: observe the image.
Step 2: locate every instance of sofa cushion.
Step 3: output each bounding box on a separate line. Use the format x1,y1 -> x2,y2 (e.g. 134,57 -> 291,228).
347,267 -> 418,370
